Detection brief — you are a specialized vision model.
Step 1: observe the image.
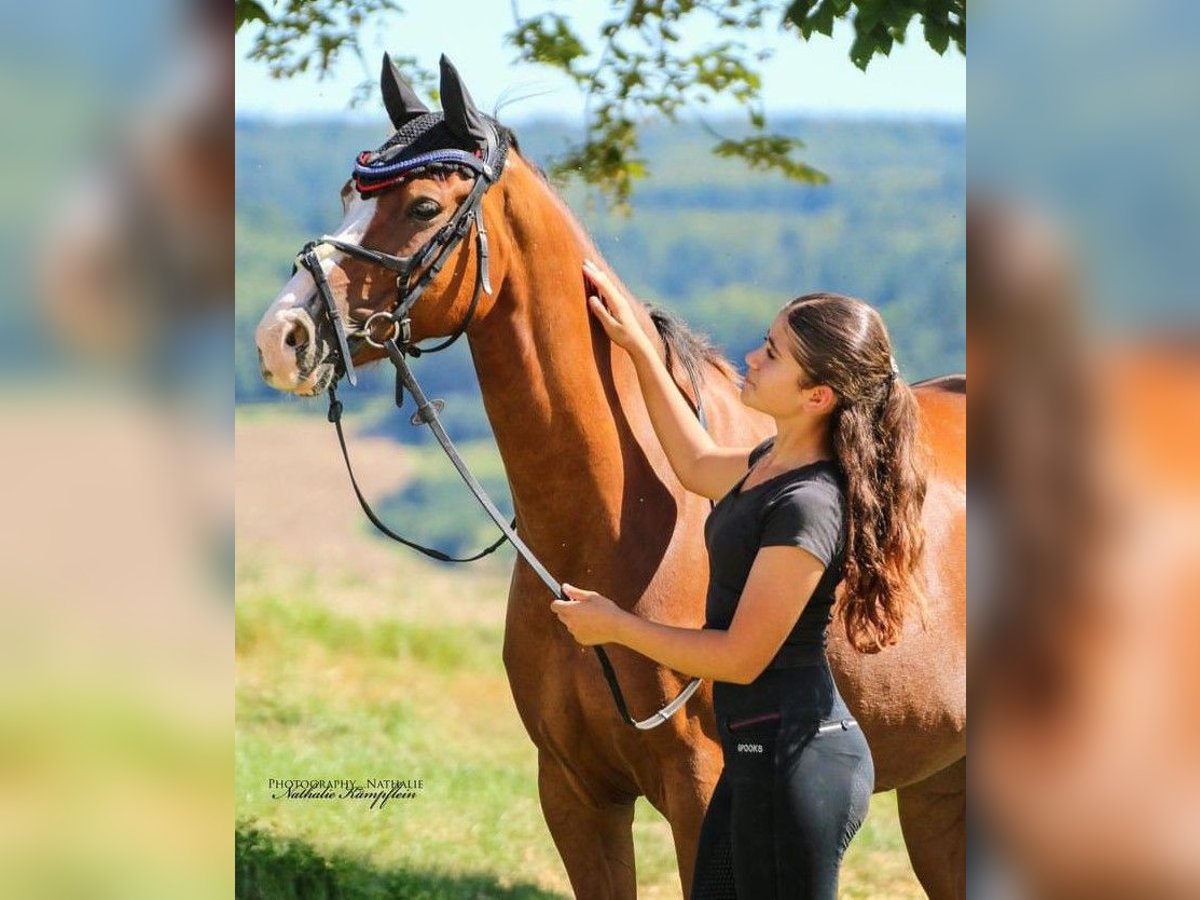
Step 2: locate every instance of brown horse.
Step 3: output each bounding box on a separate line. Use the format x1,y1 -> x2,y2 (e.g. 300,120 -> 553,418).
969,199 -> 1200,897
255,57 -> 966,899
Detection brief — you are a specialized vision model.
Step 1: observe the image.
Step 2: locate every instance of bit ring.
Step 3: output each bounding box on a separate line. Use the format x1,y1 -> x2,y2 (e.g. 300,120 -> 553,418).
364,311 -> 401,348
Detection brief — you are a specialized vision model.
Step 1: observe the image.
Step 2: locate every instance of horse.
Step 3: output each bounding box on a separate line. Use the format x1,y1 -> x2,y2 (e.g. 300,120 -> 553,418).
254,55 -> 966,899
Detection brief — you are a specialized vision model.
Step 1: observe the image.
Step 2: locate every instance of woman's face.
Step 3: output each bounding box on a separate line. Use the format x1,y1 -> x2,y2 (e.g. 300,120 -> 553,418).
741,313 -> 813,417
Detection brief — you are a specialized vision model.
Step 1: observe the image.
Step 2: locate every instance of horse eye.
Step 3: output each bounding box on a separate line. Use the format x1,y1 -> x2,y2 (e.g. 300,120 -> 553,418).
408,199 -> 441,221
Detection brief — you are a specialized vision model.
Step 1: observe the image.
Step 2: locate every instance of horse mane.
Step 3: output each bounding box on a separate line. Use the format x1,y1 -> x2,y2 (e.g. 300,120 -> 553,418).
648,306 -> 739,401
913,373 -> 966,394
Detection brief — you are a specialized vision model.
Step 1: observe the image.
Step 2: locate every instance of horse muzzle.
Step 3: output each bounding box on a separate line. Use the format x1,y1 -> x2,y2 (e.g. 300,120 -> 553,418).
255,305 -> 342,395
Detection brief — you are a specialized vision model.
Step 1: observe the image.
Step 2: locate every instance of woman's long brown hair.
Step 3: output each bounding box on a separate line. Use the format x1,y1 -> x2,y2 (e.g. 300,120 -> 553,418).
784,293 -> 928,651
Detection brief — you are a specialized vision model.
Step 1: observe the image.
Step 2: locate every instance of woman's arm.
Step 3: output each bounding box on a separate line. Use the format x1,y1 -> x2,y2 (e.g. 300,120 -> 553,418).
553,544 -> 826,684
584,260 -> 755,500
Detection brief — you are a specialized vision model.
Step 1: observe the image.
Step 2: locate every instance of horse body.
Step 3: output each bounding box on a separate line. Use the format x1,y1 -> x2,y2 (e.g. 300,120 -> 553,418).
829,379 -> 967,900
254,57 -> 966,898
831,379 -> 967,787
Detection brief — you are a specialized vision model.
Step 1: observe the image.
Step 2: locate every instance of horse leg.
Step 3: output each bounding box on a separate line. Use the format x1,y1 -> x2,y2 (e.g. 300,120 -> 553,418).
638,763 -> 716,898
896,757 -> 967,900
537,754 -> 637,899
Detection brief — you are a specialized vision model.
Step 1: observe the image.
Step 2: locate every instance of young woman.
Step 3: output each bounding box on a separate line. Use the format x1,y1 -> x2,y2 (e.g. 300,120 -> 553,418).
552,260 -> 927,899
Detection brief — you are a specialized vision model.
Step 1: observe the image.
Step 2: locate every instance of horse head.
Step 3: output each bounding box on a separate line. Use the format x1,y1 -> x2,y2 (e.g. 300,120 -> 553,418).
255,54 -> 513,395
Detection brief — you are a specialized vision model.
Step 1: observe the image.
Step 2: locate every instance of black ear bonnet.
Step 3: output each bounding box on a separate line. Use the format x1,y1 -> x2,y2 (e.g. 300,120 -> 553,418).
354,54 -> 508,195
352,113 -> 508,195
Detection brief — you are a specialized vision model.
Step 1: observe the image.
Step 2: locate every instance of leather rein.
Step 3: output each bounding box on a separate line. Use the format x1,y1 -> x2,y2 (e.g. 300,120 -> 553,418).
293,124 -> 702,730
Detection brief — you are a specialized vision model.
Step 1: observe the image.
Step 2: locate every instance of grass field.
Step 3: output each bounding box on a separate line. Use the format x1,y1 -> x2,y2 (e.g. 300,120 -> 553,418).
235,411 -> 924,898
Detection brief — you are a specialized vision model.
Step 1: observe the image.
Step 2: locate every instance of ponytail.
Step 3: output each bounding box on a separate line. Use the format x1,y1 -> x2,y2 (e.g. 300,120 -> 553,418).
784,294 -> 928,652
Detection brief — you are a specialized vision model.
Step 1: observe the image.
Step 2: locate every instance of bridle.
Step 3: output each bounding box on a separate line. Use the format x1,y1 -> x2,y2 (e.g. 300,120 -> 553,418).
295,118 -> 506,387
291,117 -> 702,730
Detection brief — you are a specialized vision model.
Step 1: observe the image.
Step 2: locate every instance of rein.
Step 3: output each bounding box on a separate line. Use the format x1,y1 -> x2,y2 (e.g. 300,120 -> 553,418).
294,122 -> 703,730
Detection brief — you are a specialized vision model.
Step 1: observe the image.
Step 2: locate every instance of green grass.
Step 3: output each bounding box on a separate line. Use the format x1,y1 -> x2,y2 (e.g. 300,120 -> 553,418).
236,827 -> 561,900
236,552 -> 921,898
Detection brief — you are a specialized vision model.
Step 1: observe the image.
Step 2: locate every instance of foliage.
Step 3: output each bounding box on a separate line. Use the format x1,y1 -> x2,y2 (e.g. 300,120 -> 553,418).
235,0 -> 964,203
786,0 -> 966,69
237,0 -> 429,107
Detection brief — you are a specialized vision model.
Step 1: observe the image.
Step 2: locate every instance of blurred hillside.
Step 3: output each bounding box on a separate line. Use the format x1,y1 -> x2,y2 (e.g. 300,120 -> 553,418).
237,115 -> 965,423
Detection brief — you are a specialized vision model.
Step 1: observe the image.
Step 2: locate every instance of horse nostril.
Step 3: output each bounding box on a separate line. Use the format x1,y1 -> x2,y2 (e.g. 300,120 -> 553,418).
283,319 -> 310,352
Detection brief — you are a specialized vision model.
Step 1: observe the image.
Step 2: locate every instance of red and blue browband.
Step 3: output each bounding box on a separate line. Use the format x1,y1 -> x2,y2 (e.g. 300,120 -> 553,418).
353,147 -> 488,195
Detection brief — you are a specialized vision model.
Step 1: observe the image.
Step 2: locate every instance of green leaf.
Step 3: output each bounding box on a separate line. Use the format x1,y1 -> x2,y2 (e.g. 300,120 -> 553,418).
784,0 -> 820,26
849,30 -> 875,70
855,0 -> 883,32
923,17 -> 950,54
507,14 -> 588,70
235,0 -> 271,30
239,0 -> 965,201
883,0 -> 913,30
712,134 -> 829,184
813,0 -> 837,37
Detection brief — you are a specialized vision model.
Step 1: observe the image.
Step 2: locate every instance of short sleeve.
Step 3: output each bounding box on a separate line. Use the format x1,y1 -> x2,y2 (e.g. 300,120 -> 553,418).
759,482 -> 844,566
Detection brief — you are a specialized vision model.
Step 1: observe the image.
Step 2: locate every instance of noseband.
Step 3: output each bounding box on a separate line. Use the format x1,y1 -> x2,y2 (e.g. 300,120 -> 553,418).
290,118 -> 702,731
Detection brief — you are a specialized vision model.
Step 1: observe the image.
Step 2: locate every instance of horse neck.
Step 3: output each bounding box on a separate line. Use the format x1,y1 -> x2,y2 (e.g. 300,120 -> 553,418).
465,159 -> 648,555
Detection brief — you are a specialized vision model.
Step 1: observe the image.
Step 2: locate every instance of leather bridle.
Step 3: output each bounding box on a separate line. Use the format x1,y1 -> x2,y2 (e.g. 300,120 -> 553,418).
294,119 -> 505,387
290,121 -> 703,731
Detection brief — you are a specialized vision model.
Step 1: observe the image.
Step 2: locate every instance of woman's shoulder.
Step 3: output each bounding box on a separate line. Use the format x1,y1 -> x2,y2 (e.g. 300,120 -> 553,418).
765,463 -> 844,507
758,464 -> 845,561
761,462 -> 845,532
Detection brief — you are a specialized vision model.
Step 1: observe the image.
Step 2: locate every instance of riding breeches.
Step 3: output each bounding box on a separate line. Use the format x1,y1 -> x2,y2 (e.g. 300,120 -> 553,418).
690,664 -> 874,900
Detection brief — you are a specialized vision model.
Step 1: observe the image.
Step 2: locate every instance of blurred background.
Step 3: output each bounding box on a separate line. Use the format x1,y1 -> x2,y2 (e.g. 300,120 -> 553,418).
0,0 -> 232,897
970,1 -> 1200,897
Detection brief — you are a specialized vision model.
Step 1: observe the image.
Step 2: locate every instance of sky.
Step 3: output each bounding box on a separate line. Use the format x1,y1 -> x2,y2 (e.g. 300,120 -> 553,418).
235,4 -> 965,123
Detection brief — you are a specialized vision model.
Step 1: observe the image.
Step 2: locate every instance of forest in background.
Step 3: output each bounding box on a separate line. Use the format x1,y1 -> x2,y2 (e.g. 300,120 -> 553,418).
237,114 -> 964,415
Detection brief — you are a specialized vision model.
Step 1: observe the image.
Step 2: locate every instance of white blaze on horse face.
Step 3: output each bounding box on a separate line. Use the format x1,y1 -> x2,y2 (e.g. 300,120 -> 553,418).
254,195 -> 378,391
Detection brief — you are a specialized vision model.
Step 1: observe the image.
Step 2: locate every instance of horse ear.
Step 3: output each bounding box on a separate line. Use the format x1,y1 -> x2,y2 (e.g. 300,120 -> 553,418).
381,52 -> 429,128
438,55 -> 488,147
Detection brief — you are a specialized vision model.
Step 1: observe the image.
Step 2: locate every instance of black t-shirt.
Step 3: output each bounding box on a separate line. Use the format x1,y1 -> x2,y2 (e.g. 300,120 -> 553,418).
703,438 -> 847,659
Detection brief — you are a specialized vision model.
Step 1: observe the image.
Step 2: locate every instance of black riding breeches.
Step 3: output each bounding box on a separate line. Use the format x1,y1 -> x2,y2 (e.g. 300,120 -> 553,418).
690,665 -> 875,900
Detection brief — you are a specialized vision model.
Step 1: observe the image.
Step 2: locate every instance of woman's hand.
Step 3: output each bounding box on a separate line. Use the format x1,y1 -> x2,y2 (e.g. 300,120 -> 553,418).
551,583 -> 629,647
583,260 -> 652,356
